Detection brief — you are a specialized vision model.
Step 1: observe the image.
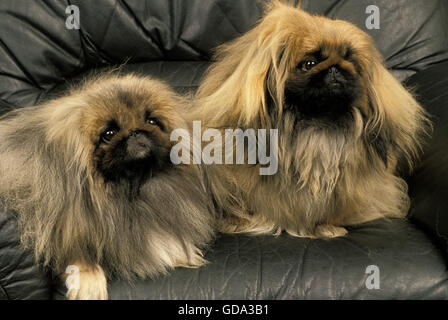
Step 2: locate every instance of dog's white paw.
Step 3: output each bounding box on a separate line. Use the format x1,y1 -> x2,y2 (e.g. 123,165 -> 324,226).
65,263 -> 108,300
313,225 -> 348,238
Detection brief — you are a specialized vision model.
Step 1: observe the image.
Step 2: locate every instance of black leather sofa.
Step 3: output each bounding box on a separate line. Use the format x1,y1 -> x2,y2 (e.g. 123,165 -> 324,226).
1,0 -> 447,300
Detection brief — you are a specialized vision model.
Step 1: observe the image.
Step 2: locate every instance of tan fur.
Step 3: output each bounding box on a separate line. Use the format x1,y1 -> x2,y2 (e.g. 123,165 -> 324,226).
191,1 -> 430,237
0,74 -> 215,299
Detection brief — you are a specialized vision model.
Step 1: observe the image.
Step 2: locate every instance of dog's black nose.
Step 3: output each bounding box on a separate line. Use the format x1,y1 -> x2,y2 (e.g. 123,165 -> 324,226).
129,130 -> 142,138
127,131 -> 151,159
325,66 -> 344,86
328,66 -> 339,75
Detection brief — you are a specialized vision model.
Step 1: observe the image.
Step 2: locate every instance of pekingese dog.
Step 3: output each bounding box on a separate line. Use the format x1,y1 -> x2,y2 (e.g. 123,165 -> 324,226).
191,1 -> 430,238
0,74 -> 215,299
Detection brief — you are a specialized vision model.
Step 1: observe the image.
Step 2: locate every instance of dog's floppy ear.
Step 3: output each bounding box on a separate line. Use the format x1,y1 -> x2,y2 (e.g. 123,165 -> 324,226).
194,20 -> 289,128
364,61 -> 430,172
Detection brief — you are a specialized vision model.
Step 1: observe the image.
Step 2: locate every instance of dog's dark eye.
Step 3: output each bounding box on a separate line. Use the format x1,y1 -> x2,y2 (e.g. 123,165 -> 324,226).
146,116 -> 165,131
101,129 -> 117,143
344,48 -> 353,60
301,60 -> 317,72
147,117 -> 157,125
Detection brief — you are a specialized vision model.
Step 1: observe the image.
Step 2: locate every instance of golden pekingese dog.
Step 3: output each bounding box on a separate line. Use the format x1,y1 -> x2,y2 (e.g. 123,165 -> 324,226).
191,1 -> 430,238
0,74 -> 215,299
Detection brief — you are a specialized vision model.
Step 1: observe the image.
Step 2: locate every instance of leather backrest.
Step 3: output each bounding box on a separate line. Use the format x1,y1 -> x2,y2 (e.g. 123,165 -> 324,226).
0,0 -> 447,106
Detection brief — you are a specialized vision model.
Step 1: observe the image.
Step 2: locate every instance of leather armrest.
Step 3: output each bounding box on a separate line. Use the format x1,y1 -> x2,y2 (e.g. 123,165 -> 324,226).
405,60 -> 448,255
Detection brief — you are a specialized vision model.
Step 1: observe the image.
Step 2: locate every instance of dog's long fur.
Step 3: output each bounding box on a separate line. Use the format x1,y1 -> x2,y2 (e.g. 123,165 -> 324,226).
0,74 -> 215,299
191,1 -> 430,237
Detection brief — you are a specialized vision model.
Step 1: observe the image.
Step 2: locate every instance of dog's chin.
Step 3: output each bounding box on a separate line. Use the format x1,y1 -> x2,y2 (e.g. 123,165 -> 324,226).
284,73 -> 361,125
103,156 -> 157,183
97,152 -> 169,198
96,148 -> 169,187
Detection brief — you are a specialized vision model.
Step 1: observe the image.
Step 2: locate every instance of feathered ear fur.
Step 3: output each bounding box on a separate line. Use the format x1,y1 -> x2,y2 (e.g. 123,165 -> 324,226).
0,103 -> 102,270
194,1 -> 302,129
194,33 -> 278,128
364,60 -> 431,172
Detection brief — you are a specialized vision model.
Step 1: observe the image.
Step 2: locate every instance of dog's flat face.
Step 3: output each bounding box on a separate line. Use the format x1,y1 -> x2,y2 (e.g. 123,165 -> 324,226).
254,6 -> 379,126
285,40 -> 363,122
79,77 -> 181,184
